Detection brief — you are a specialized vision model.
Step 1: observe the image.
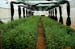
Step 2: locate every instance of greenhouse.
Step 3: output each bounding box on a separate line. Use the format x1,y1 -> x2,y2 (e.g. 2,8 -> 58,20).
0,0 -> 75,49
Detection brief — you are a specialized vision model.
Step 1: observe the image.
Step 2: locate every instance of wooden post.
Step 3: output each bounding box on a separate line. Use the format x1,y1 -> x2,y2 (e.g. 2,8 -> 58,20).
66,1 -> 71,26
59,6 -> 63,24
53,9 -> 54,19
23,7 -> 25,18
18,6 -> 21,19
51,10 -> 53,19
55,8 -> 58,21
10,2 -> 14,21
25,8 -> 27,17
50,10 -> 51,17
48,10 -> 51,18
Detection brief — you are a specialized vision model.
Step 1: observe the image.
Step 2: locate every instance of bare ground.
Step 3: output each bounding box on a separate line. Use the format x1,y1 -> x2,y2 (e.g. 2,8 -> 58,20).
36,18 -> 46,49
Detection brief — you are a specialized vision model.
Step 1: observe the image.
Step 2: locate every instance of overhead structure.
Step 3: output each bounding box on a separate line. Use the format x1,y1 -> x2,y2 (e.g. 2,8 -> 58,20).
10,0 -> 71,26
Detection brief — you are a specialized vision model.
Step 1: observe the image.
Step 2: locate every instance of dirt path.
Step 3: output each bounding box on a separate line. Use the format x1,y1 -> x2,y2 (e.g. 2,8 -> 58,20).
36,18 -> 46,49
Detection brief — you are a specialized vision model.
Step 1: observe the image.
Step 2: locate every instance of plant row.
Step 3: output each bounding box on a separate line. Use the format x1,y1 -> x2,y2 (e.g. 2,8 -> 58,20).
42,16 -> 75,49
0,16 -> 39,49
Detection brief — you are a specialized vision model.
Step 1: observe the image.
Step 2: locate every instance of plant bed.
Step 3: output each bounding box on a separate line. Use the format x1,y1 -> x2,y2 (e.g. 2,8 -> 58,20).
41,16 -> 75,49
36,17 -> 46,49
1,16 -> 75,49
0,16 -> 39,49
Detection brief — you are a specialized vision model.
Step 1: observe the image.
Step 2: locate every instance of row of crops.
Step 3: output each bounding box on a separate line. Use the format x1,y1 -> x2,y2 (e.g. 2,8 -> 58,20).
0,16 -> 39,49
42,16 -> 75,49
0,16 -> 75,49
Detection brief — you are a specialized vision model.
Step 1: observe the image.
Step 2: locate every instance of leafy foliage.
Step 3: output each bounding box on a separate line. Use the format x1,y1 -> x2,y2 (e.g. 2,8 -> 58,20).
42,16 -> 75,49
1,16 -> 75,49
1,16 -> 39,49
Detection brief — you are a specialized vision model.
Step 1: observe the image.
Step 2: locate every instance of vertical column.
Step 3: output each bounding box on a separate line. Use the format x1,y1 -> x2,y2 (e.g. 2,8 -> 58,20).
51,9 -> 54,19
66,2 -> 71,26
59,6 -> 63,24
50,10 -> 51,17
18,6 -> 21,19
53,9 -> 54,19
23,7 -> 25,18
25,8 -> 27,17
51,9 -> 53,19
29,10 -> 31,16
48,10 -> 51,18
31,11 -> 34,15
26,9 -> 28,17
10,2 -> 14,21
55,8 -> 58,21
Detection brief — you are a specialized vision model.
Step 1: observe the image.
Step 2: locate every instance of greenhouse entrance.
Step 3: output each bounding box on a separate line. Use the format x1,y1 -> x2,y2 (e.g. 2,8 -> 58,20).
0,0 -> 75,49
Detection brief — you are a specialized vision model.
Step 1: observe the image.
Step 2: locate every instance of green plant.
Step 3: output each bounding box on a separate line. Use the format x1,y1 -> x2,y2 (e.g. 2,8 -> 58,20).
1,16 -> 39,49
42,16 -> 75,49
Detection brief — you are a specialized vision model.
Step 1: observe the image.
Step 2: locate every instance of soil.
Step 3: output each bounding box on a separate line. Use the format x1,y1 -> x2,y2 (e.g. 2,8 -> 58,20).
36,17 -> 46,49
25,48 -> 30,49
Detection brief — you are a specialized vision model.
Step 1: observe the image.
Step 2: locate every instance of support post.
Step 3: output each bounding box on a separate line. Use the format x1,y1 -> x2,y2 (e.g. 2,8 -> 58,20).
23,7 -> 25,18
18,6 -> 21,19
55,8 -> 58,21
66,1 -> 71,26
59,6 -> 63,24
10,2 -> 14,21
